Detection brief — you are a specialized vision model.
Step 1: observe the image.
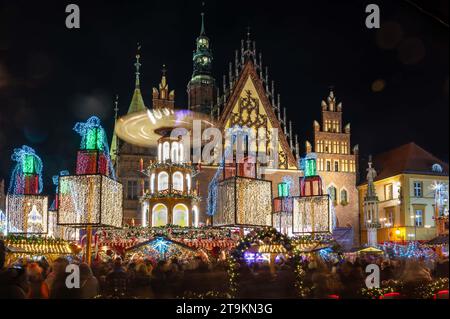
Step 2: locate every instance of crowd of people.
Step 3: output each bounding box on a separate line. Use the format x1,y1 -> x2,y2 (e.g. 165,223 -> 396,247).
0,238 -> 448,299
299,253 -> 449,298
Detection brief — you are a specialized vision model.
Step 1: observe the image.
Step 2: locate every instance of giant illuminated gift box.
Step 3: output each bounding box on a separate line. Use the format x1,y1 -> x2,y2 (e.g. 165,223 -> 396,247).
57,174 -> 123,228
213,176 -> 272,227
6,194 -> 48,234
292,195 -> 332,234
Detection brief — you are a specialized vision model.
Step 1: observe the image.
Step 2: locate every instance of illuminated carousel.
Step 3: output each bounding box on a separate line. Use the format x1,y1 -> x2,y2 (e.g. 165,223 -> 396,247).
115,100 -> 216,228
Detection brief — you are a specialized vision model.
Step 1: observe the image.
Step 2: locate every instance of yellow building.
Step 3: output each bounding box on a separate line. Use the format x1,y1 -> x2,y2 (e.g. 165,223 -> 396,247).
359,142 -> 449,244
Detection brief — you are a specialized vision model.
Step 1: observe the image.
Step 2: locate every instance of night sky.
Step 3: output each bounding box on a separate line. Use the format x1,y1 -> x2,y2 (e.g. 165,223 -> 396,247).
0,0 -> 448,191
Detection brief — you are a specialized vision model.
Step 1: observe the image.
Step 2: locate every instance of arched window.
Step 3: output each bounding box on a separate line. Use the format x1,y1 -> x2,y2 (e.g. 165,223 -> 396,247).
163,142 -> 170,162
172,171 -> 183,192
341,189 -> 348,204
150,173 -> 155,193
158,143 -> 162,162
179,143 -> 184,163
173,204 -> 189,227
158,172 -> 169,191
171,142 -> 179,163
152,203 -> 168,227
328,186 -> 337,203
192,205 -> 199,227
186,174 -> 191,192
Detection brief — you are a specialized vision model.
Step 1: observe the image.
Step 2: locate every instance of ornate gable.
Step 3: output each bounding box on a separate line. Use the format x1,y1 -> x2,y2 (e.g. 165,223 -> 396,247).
219,60 -> 297,169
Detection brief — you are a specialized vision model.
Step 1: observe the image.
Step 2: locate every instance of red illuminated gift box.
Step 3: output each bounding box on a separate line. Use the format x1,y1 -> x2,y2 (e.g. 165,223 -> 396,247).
300,175 -> 323,197
273,197 -> 293,213
76,150 -> 109,175
224,156 -> 256,179
23,175 -> 39,195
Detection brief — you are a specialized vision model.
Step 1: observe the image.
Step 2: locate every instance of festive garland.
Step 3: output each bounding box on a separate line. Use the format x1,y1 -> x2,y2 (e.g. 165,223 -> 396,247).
181,291 -> 226,299
227,256 -> 239,298
293,258 -> 312,298
416,278 -> 449,299
146,162 -> 197,172
6,234 -> 69,245
232,227 -> 292,260
141,192 -> 201,202
361,287 -> 395,299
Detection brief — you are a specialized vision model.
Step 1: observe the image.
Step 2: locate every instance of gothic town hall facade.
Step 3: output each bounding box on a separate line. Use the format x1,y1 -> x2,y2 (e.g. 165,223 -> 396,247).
110,14 -> 360,244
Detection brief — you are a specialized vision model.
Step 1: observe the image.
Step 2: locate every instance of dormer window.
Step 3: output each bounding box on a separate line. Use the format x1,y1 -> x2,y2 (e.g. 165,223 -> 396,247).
432,163 -> 443,173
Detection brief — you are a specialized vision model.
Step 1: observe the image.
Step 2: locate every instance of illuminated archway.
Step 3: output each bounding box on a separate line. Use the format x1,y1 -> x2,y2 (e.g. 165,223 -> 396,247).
152,203 -> 168,227
173,204 -> 189,227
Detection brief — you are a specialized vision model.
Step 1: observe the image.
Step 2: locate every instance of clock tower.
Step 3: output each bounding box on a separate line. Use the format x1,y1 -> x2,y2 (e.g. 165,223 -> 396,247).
187,12 -> 216,116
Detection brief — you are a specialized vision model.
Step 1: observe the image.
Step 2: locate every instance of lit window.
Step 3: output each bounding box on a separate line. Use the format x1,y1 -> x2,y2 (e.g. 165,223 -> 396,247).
172,171 -> 184,192
158,172 -> 169,191
179,143 -> 184,162
385,184 -> 393,200
173,204 -> 189,227
158,143 -> 162,162
432,163 -> 443,172
413,181 -> 422,197
186,174 -> 191,192
171,142 -> 179,163
415,209 -> 423,227
163,142 -> 170,162
328,186 -> 337,203
150,173 -> 155,193
340,189 -> 348,204
152,204 -> 168,227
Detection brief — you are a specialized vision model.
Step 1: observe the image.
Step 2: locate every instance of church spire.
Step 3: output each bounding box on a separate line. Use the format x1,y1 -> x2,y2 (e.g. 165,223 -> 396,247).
200,12 -> 206,36
187,11 -> 216,115
134,43 -> 141,88
153,64 -> 175,110
127,43 -> 146,114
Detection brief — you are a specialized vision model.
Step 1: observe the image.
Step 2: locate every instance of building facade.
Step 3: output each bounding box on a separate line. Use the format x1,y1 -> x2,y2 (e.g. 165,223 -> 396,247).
306,89 -> 359,242
112,14 -> 363,243
358,142 -> 449,244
